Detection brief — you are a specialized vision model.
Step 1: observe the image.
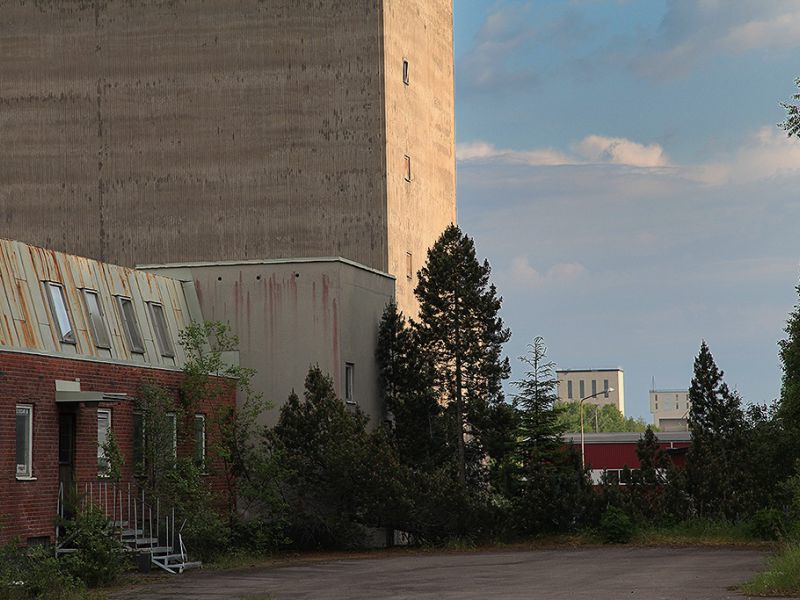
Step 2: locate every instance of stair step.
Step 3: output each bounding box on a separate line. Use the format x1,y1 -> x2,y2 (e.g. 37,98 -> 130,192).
121,529 -> 144,537
151,552 -> 183,561
145,546 -> 173,555
177,561 -> 202,572
130,537 -> 159,546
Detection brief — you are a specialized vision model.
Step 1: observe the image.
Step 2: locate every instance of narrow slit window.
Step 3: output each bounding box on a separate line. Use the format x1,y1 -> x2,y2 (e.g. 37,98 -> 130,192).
402,58 -> 409,85
148,302 -> 174,357
567,380 -> 573,399
166,412 -> 177,461
604,379 -> 609,398
45,282 -> 76,344
97,409 -> 111,476
406,252 -> 413,279
82,289 -> 111,349
194,414 -> 206,469
16,405 -> 33,479
345,363 -> 355,404
118,297 -> 145,354
404,155 -> 412,182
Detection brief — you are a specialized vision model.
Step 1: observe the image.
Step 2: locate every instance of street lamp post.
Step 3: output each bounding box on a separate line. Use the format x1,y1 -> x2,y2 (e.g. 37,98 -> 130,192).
579,387 -> 615,470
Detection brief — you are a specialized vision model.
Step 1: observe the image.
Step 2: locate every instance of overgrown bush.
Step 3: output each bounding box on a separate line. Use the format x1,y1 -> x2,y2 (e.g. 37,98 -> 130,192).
61,505 -> 126,588
599,506 -> 635,544
749,508 -> 787,541
0,541 -> 84,599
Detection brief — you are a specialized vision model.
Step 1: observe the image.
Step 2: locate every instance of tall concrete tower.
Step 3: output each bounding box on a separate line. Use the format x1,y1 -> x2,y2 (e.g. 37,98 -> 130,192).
0,0 -> 456,314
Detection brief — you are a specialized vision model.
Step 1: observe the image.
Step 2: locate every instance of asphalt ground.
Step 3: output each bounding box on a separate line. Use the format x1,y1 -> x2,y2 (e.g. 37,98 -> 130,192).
112,546 -> 783,600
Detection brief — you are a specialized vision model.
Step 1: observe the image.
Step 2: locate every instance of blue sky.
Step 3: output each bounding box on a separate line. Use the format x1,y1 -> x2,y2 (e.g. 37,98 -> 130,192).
453,0 -> 800,421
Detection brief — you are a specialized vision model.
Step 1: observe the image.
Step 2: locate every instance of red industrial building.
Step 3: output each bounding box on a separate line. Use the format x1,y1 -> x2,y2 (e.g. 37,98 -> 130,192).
564,432 -> 691,484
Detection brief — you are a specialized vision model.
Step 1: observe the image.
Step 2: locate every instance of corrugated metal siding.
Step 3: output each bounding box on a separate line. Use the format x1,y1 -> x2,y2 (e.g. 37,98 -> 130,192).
0,239 -> 193,368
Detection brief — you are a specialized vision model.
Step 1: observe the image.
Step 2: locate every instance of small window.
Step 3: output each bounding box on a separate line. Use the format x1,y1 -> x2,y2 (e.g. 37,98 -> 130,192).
194,414 -> 206,469
404,155 -> 412,182
567,380 -> 573,399
166,412 -> 177,460
16,405 -> 33,479
579,380 -> 585,398
148,302 -> 174,357
82,289 -> 111,349
406,252 -> 413,280
45,282 -> 76,344
606,469 -> 620,485
402,58 -> 409,85
97,409 -> 111,476
591,380 -> 597,396
133,412 -> 145,474
118,297 -> 145,354
655,402 -> 659,410
345,363 -> 355,404
604,379 -> 609,398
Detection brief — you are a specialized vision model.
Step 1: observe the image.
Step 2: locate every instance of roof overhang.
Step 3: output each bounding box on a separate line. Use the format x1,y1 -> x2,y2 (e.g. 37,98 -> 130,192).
55,391 -> 128,403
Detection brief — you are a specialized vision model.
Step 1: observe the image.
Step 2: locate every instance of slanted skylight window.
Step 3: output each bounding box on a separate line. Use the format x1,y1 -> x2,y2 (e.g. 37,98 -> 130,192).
148,302 -> 174,358
117,297 -> 145,354
82,289 -> 111,349
45,282 -> 76,344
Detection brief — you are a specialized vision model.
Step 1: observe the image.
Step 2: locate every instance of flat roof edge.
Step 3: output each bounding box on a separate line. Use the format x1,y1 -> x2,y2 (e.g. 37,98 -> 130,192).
138,256 -> 396,280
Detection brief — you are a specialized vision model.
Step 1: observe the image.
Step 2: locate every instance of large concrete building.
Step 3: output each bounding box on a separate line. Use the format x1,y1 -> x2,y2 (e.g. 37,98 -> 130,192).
556,368 -> 626,415
0,0 -> 456,314
650,388 -> 690,431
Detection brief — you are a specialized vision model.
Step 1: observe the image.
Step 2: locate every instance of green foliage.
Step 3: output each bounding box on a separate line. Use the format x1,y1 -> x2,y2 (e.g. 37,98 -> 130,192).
779,284 -> 800,441
599,506 -> 634,544
779,78 -> 800,139
61,505 -> 126,588
0,541 -> 84,599
556,401 -> 649,432
686,341 -> 749,520
415,224 -> 511,487
742,545 -> 800,596
749,509 -> 787,541
100,429 -> 124,483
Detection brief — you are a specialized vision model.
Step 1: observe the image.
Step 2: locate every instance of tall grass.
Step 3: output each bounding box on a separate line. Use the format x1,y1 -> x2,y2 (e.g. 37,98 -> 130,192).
741,545 -> 800,596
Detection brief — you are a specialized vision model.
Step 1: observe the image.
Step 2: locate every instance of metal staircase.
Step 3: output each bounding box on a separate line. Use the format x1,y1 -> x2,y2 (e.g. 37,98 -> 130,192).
56,481 -> 202,574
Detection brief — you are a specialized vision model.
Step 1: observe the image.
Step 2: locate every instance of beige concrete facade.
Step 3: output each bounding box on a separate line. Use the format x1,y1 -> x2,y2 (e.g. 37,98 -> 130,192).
143,258 -> 395,427
650,389 -> 690,431
556,369 -> 626,415
0,0 -> 455,317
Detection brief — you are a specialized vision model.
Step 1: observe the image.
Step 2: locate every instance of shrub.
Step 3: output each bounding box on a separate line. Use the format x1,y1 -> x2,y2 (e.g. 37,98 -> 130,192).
61,505 -> 127,587
749,508 -> 787,541
600,506 -> 635,544
0,541 -> 84,599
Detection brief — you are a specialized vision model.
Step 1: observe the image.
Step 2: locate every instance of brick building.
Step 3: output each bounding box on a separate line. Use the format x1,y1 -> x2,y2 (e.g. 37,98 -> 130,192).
0,239 -> 235,545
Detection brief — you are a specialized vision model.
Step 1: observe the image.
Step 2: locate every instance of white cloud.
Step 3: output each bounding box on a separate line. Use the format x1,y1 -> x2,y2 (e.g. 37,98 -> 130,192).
458,135 -> 670,169
573,135 -> 670,168
704,127 -> 800,184
509,256 -> 586,288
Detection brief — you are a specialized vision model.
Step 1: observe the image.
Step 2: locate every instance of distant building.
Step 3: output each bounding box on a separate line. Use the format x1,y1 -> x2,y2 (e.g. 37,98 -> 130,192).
556,368 -> 625,415
0,239 -> 234,546
650,389 -> 690,431
564,432 -> 691,485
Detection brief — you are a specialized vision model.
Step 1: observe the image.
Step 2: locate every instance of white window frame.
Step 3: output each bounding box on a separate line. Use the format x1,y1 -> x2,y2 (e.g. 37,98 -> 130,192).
148,302 -> 175,358
16,404 -> 34,480
117,296 -> 145,354
44,282 -> 76,344
97,409 -> 112,477
82,289 -> 111,349
345,363 -> 355,405
194,414 -> 206,469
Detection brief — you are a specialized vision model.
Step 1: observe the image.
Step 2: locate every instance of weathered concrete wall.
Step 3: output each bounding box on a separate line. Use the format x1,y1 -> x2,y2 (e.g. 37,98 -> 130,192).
145,259 -> 395,428
383,0 -> 456,315
0,0 -> 389,269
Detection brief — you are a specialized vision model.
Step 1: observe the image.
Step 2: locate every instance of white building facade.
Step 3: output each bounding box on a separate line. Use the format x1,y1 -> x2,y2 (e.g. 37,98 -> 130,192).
650,389 -> 690,431
556,368 -> 625,415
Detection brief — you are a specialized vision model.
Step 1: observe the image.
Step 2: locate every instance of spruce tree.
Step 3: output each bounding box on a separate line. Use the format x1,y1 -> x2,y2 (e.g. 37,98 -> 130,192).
415,224 -> 511,487
513,337 -> 564,463
686,341 -> 747,519
779,284 -> 800,427
780,78 -> 800,139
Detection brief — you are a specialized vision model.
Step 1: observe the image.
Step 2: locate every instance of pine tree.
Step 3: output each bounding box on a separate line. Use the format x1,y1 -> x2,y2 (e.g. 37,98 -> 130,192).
780,78 -> 800,139
376,301 -> 444,469
779,284 -> 800,427
686,341 -> 747,519
513,337 -> 564,464
415,224 -> 511,487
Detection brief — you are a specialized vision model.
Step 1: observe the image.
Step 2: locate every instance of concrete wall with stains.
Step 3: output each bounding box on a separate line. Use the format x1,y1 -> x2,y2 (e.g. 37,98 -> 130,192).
0,238 -> 199,369
0,0 -> 454,318
144,258 -> 395,427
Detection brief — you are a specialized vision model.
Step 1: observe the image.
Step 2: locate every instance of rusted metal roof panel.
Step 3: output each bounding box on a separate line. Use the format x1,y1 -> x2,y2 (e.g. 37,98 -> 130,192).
0,238 -> 198,369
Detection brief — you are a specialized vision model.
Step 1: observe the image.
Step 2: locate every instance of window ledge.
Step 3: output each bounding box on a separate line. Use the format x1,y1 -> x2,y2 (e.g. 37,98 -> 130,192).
16,476 -> 37,482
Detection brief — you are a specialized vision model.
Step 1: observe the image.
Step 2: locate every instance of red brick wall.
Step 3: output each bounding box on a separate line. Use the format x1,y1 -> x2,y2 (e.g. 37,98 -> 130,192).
0,350 -> 235,545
